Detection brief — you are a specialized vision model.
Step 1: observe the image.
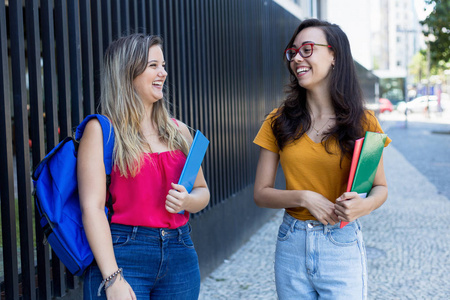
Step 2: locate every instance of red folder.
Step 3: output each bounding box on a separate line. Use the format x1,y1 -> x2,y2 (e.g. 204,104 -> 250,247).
339,138 -> 364,228
346,138 -> 365,193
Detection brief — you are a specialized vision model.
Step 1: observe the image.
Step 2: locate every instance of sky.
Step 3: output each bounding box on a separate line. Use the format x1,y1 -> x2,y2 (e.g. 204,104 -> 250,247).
415,0 -> 434,21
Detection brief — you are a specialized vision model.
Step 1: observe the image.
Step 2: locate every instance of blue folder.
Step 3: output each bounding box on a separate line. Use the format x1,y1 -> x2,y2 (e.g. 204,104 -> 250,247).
177,131 -> 210,213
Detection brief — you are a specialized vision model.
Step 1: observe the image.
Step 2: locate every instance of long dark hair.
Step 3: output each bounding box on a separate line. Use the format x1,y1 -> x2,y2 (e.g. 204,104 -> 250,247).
272,19 -> 367,161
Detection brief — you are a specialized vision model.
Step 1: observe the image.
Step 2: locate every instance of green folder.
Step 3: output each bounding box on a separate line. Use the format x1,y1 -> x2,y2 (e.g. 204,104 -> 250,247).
340,131 -> 387,228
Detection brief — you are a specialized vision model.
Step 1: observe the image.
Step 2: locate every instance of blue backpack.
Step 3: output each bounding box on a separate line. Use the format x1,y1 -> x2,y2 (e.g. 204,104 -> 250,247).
32,114 -> 115,276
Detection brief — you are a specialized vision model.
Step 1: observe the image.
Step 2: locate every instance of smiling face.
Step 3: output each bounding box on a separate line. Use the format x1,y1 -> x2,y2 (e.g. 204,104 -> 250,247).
133,45 -> 168,106
290,27 -> 335,91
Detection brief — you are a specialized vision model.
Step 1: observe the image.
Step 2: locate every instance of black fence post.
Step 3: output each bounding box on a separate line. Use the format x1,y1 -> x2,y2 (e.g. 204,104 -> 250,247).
0,2 -> 19,300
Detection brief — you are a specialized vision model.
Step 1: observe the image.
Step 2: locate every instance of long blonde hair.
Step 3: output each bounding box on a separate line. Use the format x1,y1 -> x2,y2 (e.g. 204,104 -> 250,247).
100,34 -> 189,177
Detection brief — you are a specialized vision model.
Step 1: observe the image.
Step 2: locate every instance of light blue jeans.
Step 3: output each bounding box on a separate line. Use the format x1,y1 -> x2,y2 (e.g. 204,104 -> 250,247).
83,223 -> 200,299
275,212 -> 367,300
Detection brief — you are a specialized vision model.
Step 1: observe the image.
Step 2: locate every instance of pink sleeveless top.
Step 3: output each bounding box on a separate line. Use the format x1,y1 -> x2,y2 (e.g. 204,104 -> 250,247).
109,150 -> 189,229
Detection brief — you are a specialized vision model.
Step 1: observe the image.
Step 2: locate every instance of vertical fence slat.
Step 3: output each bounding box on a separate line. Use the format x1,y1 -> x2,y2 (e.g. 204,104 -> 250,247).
204,0 -> 214,208
151,1 -> 161,35
223,0 -> 232,195
163,0 -> 174,116
210,0 -> 219,208
121,0 -> 130,35
217,0 -> 225,201
129,0 -> 138,33
192,0 -> 200,131
20,1 -> 42,299
165,0 -> 174,116
202,0 -> 213,211
111,0 -> 121,40
189,0 -> 199,208
74,0 -> 95,277
137,0 -> 146,33
54,1 -> 72,296
101,0 -> 112,52
183,0 -> 192,127
91,0 -> 104,108
210,0 -> 220,205
39,1 -> 58,298
68,0 -> 84,127
230,0 -> 238,191
224,0 -> 231,199
27,0 -> 45,182
244,0 -> 253,184
80,0 -> 95,116
208,0 -> 217,205
1,1 -> 19,299
234,0 -> 243,190
10,2 -> 32,300
55,0 -> 71,141
173,0 -> 183,121
66,0 -> 84,281
160,1 -> 167,60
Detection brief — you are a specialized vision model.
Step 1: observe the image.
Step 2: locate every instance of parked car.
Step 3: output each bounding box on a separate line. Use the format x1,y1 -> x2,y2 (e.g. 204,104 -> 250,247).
379,98 -> 394,113
397,93 -> 449,114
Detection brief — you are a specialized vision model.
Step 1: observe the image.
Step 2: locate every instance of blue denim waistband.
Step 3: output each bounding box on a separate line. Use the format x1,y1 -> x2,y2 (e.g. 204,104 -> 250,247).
282,211 -> 360,233
110,223 -> 191,239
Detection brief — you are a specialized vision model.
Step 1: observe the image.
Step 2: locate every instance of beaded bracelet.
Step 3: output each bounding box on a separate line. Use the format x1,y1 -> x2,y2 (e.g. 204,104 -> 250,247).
97,268 -> 124,296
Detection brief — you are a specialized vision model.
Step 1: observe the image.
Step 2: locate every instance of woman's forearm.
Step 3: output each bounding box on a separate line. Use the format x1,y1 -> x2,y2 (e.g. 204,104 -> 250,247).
254,187 -> 309,209
365,184 -> 388,213
185,187 -> 210,213
82,208 -> 118,278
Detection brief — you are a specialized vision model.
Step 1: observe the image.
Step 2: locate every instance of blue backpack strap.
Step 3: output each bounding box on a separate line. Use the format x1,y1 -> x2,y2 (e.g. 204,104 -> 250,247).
75,114 -> 115,175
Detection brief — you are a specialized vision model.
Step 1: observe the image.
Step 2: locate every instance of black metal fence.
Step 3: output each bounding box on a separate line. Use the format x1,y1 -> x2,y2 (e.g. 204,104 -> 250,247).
0,0 -> 300,299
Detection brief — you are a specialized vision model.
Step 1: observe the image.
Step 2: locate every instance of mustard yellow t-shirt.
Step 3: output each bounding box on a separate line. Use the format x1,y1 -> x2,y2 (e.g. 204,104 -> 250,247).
253,108 -> 391,221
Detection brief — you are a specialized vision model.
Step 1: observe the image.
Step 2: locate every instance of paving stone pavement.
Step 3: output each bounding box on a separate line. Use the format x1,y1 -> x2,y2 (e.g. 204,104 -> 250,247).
198,113 -> 450,300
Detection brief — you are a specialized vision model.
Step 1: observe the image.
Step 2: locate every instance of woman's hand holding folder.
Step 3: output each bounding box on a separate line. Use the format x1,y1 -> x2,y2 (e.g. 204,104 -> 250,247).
335,192 -> 371,224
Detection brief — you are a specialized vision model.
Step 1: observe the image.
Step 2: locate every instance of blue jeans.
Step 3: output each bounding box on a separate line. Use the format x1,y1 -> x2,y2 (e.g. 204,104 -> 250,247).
275,212 -> 367,300
83,223 -> 200,299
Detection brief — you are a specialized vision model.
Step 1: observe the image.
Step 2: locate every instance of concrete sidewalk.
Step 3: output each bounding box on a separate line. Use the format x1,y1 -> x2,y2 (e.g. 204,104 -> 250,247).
198,112 -> 450,299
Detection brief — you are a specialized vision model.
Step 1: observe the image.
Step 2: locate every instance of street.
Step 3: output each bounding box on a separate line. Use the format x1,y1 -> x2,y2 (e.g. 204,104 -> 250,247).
382,112 -> 450,200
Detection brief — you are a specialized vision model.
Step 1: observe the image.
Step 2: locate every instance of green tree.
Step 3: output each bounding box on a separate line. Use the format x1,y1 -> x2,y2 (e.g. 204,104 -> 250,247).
420,0 -> 450,68
409,51 -> 427,84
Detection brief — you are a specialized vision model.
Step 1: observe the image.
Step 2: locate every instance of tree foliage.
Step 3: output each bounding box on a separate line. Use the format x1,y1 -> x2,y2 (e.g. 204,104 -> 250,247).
420,0 -> 450,68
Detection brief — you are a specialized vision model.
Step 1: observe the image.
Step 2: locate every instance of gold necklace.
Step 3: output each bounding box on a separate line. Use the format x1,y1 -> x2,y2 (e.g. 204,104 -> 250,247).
312,118 -> 331,136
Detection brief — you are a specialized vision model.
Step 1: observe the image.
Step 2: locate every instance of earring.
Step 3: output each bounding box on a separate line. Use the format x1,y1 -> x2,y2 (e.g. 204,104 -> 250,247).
332,64 -> 335,70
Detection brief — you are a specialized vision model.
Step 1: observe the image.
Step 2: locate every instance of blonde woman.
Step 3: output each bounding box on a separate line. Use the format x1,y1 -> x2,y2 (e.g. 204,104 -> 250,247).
78,34 -> 210,300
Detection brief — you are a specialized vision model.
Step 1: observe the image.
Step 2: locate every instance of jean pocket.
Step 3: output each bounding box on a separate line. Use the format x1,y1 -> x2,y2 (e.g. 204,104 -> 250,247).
179,234 -> 195,249
277,222 -> 292,241
327,227 -> 358,247
112,234 -> 131,248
